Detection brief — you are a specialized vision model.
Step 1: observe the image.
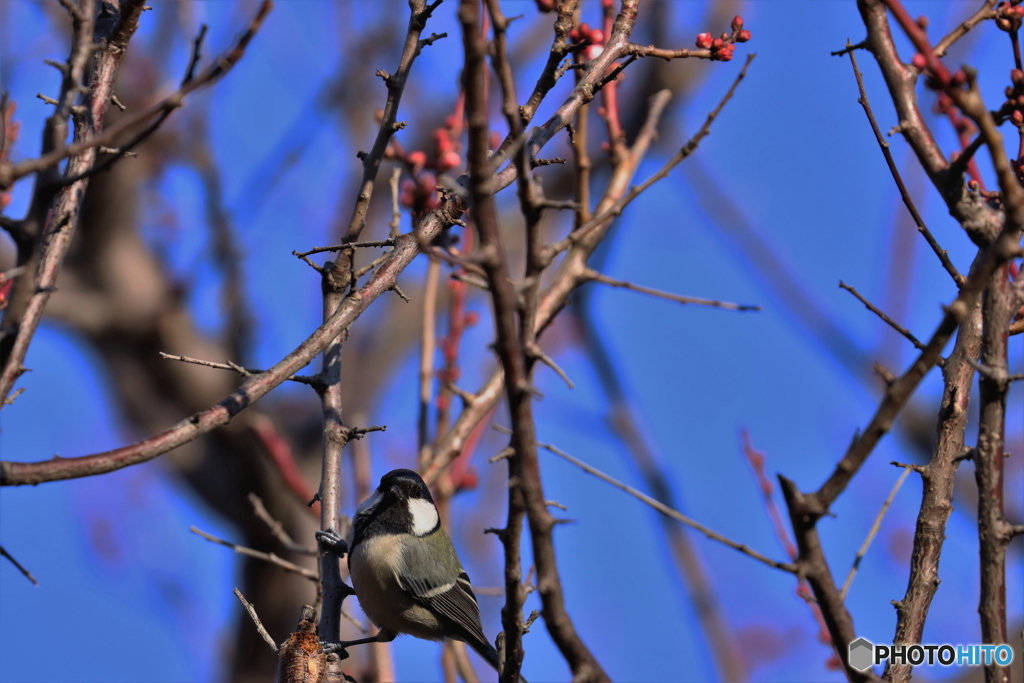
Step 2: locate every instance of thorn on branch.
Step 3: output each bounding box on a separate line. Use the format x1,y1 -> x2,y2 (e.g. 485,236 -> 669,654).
526,343 -> 573,389
489,446 -> 515,463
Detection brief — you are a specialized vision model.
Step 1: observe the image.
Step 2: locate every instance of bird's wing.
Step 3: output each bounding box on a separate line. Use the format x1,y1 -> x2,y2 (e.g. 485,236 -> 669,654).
397,534 -> 487,645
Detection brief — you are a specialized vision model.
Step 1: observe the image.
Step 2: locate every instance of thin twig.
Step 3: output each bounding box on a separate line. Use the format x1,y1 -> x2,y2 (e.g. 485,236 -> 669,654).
233,588 -> 278,653
839,467 -> 912,599
247,493 -> 317,555
495,426 -> 798,574
293,239 -> 397,259
587,269 -> 761,311
159,352 -> 323,388
0,544 -> 38,585
844,46 -> 964,286
190,526 -> 318,580
838,282 -> 941,366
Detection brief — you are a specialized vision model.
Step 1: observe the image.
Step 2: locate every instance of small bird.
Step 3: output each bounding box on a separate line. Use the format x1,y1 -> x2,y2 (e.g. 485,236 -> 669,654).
318,469 -> 524,681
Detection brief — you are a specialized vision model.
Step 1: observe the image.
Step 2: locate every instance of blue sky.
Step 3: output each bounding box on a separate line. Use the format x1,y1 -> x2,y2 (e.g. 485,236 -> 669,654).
1,1 -> 1021,682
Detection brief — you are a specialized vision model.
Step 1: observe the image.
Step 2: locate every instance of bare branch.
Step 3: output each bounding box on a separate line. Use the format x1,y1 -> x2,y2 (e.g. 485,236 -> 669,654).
233,588 -> 278,653
587,269 -> 761,311
839,467 -> 912,599
0,544 -> 38,586
190,526 -> 318,581
503,426 -> 797,574
159,352 -> 323,388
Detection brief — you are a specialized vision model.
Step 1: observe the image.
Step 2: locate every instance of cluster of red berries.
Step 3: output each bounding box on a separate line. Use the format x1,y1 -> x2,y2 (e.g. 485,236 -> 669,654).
696,16 -> 750,62
1005,69 -> 1024,127
570,22 -> 606,61
394,109 -> 465,215
996,1 -> 1024,32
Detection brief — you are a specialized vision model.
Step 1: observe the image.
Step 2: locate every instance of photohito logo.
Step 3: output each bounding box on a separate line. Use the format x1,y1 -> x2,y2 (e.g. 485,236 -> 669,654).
848,638 -> 1015,672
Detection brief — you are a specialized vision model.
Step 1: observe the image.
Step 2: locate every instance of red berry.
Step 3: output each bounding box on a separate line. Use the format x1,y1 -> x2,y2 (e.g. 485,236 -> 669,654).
408,150 -> 427,169
434,128 -> 451,154
736,29 -> 752,42
731,15 -> 744,31
400,179 -> 416,207
418,172 -> 437,195
437,150 -> 461,173
911,53 -> 927,69
696,32 -> 713,49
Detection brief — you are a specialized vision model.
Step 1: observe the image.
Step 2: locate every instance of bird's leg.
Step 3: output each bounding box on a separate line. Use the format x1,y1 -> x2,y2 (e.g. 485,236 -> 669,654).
321,629 -> 396,655
315,526 -> 348,557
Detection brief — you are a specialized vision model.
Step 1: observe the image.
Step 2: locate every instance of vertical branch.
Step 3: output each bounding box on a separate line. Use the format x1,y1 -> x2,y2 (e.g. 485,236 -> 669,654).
886,283 -> 982,683
461,1 -> 606,680
317,262 -> 353,675
0,0 -> 147,404
975,265 -> 1015,683
418,258 -> 440,465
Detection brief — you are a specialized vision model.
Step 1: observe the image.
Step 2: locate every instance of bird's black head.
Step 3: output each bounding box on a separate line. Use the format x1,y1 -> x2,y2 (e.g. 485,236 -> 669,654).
350,469 -> 440,547
378,469 -> 434,504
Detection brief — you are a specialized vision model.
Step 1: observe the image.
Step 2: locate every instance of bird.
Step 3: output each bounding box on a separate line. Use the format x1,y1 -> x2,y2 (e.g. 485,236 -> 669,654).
317,468 -> 526,682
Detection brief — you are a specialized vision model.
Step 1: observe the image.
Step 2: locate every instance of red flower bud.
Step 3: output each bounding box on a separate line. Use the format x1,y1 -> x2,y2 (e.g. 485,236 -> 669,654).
589,28 -> 605,44
569,28 -> 579,42
712,37 -> 724,50
998,17 -> 1013,31
434,128 -> 452,154
721,32 -> 729,40
718,50 -> 734,61
911,53 -> 927,70
916,15 -> 929,29
437,150 -> 461,173
731,15 -> 744,30
1013,109 -> 1024,125
400,179 -> 416,207
418,172 -> 437,195
464,311 -> 480,326
408,150 -> 427,169
577,22 -> 590,36
534,0 -> 555,12
950,70 -> 966,87
1015,69 -> 1024,85
1007,86 -> 1017,98
736,29 -> 752,42
696,32 -> 713,49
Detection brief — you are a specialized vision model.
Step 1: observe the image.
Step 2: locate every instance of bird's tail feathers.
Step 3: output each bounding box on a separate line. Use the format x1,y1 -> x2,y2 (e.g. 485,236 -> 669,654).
465,637 -> 528,683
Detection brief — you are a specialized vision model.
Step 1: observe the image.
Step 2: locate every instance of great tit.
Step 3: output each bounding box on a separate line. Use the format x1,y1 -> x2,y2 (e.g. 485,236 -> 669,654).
319,469 -> 524,681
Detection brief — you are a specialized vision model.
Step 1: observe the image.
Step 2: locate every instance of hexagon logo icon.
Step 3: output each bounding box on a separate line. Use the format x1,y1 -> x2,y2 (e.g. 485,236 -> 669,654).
848,637 -> 874,672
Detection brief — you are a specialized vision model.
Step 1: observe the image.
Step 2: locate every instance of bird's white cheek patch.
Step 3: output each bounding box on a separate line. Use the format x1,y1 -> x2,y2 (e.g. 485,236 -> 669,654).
408,498 -> 439,536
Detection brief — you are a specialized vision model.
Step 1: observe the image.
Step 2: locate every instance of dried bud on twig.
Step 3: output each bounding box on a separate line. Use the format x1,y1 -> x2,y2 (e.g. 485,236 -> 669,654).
277,606 -> 326,683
